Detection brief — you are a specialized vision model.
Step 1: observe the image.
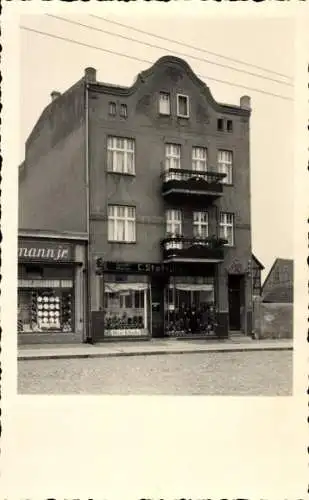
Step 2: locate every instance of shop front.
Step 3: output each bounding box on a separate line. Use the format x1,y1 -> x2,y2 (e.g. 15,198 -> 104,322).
164,275 -> 217,337
93,260 -> 219,340
18,237 -> 86,344
103,274 -> 151,338
92,261 -> 167,341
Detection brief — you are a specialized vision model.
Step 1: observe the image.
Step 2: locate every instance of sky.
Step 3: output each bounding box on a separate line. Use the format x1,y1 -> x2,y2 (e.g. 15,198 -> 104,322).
19,13 -> 295,279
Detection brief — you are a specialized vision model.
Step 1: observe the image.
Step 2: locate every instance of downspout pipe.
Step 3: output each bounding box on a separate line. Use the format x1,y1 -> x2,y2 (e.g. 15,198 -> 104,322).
84,81 -> 92,343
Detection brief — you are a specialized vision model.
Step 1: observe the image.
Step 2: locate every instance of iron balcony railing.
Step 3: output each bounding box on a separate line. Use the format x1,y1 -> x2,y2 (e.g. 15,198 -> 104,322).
161,168 -> 226,196
161,235 -> 227,262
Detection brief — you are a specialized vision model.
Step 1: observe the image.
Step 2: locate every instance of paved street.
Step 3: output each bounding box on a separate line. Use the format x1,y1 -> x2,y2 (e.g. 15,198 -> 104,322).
18,350 -> 292,395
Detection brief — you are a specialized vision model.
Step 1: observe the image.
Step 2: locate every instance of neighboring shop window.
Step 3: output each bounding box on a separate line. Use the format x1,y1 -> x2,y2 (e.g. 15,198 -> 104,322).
104,280 -> 149,337
18,282 -> 74,333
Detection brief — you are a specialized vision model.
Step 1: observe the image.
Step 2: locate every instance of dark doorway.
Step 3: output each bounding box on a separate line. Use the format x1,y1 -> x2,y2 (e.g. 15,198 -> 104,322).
151,277 -> 166,338
228,274 -> 244,331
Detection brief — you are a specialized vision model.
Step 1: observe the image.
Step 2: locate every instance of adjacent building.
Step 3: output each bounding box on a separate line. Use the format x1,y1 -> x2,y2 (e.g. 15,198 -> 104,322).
252,254 -> 264,299
262,258 -> 293,303
18,55 -> 253,344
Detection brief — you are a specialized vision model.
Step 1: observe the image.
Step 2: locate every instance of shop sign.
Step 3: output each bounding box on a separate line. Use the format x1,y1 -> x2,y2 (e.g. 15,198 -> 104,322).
102,261 -> 169,274
19,240 -> 73,262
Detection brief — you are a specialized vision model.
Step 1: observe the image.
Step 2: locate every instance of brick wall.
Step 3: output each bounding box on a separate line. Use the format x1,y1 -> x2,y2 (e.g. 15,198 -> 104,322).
253,299 -> 293,339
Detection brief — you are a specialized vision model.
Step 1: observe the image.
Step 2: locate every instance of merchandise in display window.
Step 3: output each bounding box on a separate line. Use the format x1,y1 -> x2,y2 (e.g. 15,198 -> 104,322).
104,281 -> 150,337
18,288 -> 74,333
164,277 -> 217,336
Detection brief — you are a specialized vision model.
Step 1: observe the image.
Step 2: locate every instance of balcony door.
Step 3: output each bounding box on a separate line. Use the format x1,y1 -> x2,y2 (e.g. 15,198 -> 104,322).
165,209 -> 182,250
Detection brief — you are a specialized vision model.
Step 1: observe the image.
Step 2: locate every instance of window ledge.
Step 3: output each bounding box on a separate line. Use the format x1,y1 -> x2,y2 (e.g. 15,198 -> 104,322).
107,170 -> 136,177
108,240 -> 137,244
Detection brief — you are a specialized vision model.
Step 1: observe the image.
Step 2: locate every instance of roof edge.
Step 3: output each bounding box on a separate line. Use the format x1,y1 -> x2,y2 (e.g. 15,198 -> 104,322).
89,56 -> 251,116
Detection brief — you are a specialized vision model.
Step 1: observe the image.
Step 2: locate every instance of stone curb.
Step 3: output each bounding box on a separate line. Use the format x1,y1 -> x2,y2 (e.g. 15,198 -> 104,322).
18,345 -> 293,361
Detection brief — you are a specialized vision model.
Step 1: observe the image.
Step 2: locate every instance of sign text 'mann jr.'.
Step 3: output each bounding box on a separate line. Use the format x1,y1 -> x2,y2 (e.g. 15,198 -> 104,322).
18,239 -> 73,262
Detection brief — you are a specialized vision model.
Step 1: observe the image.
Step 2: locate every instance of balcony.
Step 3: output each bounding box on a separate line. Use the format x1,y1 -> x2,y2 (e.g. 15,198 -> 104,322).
161,235 -> 227,263
161,168 -> 226,203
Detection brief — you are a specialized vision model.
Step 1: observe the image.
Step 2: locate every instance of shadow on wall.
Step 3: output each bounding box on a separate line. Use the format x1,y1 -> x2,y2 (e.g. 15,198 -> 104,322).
253,298 -> 293,340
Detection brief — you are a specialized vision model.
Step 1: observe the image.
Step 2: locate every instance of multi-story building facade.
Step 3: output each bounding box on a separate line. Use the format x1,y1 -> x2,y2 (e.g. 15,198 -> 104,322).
18,56 -> 253,344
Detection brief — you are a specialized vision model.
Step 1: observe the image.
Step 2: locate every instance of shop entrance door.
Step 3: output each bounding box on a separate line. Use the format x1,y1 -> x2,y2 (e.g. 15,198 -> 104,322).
228,274 -> 244,331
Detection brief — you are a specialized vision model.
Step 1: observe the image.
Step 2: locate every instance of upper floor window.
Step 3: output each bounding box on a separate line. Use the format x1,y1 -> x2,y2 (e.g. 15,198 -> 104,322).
177,94 -> 189,118
192,147 -> 207,172
109,102 -> 116,116
166,209 -> 182,236
107,137 -> 135,175
218,150 -> 233,184
227,120 -> 233,132
108,205 -> 136,243
193,211 -> 209,238
217,118 -> 224,131
120,104 -> 128,118
165,144 -> 181,180
219,212 -> 234,246
159,92 -> 171,115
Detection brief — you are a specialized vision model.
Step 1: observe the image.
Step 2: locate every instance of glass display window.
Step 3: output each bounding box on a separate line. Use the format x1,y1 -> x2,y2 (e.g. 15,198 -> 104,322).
18,287 -> 74,333
164,277 -> 217,336
104,281 -> 150,337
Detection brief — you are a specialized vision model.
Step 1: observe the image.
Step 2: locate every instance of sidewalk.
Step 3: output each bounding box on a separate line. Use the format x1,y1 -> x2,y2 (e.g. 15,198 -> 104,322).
18,337 -> 293,361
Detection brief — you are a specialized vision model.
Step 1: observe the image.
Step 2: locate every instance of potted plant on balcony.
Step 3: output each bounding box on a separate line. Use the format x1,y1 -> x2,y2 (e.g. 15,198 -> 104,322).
164,232 -> 184,254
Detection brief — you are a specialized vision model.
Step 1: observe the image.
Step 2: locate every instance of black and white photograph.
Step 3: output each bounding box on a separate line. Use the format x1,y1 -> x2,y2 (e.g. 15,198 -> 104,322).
1,3 -> 308,498
15,12 -> 296,396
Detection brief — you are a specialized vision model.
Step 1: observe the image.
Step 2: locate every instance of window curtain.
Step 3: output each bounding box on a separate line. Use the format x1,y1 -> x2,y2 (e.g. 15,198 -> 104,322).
105,283 -> 149,293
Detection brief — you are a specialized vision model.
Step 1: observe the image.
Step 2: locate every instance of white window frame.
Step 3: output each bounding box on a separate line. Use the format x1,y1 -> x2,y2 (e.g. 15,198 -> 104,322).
193,211 -> 209,238
219,212 -> 234,246
165,209 -> 183,249
120,104 -> 128,118
108,101 -> 116,116
108,205 -> 136,243
107,136 -> 135,175
165,143 -> 181,180
159,92 -> 171,115
176,94 -> 190,118
218,150 -> 233,184
192,147 -> 207,172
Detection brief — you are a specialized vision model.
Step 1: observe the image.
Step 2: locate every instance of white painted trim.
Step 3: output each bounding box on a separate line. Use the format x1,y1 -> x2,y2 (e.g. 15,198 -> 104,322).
163,258 -> 223,263
163,188 -> 222,197
176,93 -> 190,118
19,231 -> 88,241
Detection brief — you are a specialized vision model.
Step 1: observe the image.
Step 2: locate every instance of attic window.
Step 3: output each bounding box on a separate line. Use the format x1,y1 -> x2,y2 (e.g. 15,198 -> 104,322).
227,120 -> 233,132
159,92 -> 170,115
120,104 -> 128,118
109,102 -> 116,116
177,94 -> 189,118
217,118 -> 224,131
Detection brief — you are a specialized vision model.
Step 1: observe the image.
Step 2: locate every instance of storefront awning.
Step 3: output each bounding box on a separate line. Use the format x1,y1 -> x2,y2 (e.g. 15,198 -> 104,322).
174,284 -> 214,291
105,283 -> 149,293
